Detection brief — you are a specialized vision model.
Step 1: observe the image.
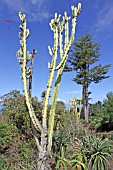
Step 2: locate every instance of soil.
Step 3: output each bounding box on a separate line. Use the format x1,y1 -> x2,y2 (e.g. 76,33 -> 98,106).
109,152 -> 113,170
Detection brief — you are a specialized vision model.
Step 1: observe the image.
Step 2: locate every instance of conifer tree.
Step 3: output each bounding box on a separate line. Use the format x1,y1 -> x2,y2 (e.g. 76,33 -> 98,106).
68,33 -> 111,122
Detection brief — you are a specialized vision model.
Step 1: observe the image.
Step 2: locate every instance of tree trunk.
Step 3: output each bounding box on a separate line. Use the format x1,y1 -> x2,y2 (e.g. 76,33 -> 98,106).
82,85 -> 85,116
29,49 -> 35,96
84,104 -> 89,123
84,83 -> 89,123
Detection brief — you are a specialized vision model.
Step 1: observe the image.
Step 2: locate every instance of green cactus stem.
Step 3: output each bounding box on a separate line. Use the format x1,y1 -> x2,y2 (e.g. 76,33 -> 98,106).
48,4 -> 81,152
16,12 -> 43,135
69,97 -> 82,121
41,14 -> 60,150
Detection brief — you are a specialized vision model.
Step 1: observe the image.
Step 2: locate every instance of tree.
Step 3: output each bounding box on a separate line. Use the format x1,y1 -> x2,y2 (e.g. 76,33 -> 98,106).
89,92 -> 113,132
41,90 -> 51,103
54,101 -> 66,132
16,4 -> 81,170
0,90 -> 42,169
0,90 -> 43,138
89,101 -> 104,131
101,92 -> 113,131
68,33 -> 111,122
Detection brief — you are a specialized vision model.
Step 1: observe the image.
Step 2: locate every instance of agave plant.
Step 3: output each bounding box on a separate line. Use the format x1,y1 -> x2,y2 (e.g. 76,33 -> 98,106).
56,137 -> 88,170
69,152 -> 88,170
56,146 -> 69,170
81,134 -> 112,170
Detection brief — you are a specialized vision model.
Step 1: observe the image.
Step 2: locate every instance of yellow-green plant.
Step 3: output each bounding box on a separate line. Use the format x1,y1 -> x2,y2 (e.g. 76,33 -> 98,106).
69,97 -> 82,121
56,140 -> 88,170
69,152 -> 88,170
56,146 -> 69,170
16,4 -> 81,170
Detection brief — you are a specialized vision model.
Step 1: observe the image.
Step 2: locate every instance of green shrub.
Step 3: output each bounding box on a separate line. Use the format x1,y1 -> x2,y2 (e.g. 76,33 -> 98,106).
81,134 -> 112,170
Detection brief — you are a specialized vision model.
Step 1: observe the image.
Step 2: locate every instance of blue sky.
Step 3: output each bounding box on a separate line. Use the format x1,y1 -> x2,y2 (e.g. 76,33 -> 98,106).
0,0 -> 113,105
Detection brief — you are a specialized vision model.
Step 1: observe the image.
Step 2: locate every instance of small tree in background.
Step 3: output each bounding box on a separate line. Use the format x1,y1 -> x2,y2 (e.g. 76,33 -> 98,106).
89,92 -> 113,131
68,33 -> 111,122
102,92 -> 113,130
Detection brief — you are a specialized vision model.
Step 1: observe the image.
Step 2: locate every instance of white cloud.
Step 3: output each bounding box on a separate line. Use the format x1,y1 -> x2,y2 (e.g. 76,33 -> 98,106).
0,0 -> 52,22
57,98 -> 67,104
102,94 -> 107,100
1,0 -> 27,12
29,11 -> 52,22
30,0 -> 46,8
31,0 -> 39,5
93,2 -> 113,35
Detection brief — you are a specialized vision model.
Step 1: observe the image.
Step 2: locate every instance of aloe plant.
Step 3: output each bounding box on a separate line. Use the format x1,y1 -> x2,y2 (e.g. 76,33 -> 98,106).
81,135 -> 112,170
56,146 -> 69,170
69,152 -> 88,170
56,146 -> 88,170
68,138 -> 88,170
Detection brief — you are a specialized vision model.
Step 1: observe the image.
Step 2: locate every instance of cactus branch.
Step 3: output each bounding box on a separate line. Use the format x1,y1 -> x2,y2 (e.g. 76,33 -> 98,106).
48,4 -> 81,152
16,12 -> 43,133
41,20 -> 59,150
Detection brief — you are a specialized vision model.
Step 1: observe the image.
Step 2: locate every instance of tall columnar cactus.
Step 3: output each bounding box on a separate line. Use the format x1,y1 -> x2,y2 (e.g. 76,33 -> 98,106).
69,97 -> 82,121
16,4 -> 81,170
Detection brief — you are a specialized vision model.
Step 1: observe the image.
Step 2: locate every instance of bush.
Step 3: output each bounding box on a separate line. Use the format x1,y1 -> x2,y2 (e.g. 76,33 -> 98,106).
81,134 -> 112,170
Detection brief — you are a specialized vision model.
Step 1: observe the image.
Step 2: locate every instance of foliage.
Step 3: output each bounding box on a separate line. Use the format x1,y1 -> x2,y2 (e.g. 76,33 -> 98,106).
56,145 -> 88,170
89,92 -> 113,131
68,33 -> 111,86
53,104 -> 86,169
56,146 -> 69,170
0,118 -> 11,153
0,90 -> 41,169
81,134 -> 112,170
0,90 -> 42,137
55,132 -> 112,170
55,133 -> 112,170
1,90 -> 113,169
68,33 -> 111,122
89,101 -> 103,131
52,101 -> 70,161
102,92 -> 113,130
54,101 -> 66,129
69,152 -> 88,170
41,90 -> 51,102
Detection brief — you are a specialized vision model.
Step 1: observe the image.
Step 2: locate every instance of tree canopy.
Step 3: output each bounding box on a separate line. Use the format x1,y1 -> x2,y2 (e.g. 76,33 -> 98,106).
68,33 -> 111,122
